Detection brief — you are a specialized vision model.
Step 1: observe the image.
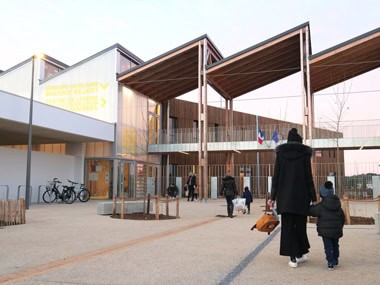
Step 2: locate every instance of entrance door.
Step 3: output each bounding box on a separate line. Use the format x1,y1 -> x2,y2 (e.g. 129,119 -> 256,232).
118,161 -> 135,198
86,160 -> 113,199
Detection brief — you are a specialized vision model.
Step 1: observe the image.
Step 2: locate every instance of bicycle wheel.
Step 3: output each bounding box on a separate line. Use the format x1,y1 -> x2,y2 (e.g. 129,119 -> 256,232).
43,189 -> 57,203
63,189 -> 76,204
78,189 -> 90,202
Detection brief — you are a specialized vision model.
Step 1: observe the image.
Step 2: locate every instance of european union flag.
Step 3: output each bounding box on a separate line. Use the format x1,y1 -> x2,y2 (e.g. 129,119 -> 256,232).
272,130 -> 279,143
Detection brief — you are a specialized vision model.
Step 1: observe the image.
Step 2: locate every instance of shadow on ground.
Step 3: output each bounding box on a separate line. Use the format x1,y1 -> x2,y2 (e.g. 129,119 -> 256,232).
110,213 -> 177,220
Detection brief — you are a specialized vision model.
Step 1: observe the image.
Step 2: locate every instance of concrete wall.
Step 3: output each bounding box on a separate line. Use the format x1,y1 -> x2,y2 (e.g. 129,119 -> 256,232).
0,148 -> 80,203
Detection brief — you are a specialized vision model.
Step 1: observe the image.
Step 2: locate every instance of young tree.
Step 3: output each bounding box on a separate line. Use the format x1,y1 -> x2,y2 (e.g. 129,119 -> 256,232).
320,81 -> 352,196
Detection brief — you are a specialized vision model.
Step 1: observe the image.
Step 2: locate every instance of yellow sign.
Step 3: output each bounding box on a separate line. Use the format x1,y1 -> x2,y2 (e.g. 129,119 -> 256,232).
44,81 -> 109,112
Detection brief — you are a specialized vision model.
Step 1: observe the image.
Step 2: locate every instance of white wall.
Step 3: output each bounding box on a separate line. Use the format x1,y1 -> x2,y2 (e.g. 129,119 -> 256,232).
0,59 -> 39,99
39,49 -> 118,123
0,148 -> 80,203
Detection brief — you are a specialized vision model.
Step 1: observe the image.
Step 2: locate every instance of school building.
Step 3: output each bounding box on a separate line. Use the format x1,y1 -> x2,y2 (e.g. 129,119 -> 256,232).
1,22 -> 379,202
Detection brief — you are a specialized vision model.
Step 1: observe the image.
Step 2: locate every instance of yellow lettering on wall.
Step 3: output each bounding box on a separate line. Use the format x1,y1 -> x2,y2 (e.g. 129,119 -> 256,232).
43,81 -> 110,112
45,81 -> 104,97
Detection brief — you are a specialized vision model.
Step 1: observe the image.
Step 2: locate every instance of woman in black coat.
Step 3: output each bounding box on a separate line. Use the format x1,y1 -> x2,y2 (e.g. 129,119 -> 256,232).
267,128 -> 317,268
220,172 -> 238,218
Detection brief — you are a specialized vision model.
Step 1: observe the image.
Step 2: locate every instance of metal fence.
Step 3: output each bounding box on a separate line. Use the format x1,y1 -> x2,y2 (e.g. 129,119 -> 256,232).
162,162 -> 380,200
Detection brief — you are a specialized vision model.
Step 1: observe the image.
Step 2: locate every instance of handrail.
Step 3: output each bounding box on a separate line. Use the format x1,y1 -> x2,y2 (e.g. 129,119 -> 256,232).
0,185 -> 9,200
153,122 -> 380,144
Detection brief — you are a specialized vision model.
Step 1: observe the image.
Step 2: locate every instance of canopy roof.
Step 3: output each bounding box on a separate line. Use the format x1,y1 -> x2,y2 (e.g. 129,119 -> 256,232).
118,23 -> 378,102
206,22 -> 310,99
310,27 -> 380,93
118,35 -> 223,102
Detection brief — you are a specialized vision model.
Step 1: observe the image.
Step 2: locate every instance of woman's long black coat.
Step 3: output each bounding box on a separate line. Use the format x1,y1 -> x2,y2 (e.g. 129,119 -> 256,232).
270,142 -> 317,216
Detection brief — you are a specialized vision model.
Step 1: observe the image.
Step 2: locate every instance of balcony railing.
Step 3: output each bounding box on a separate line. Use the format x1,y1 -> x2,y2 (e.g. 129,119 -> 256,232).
153,120 -> 380,145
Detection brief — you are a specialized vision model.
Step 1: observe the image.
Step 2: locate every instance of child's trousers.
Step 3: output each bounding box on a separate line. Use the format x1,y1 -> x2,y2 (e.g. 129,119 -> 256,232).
322,237 -> 340,265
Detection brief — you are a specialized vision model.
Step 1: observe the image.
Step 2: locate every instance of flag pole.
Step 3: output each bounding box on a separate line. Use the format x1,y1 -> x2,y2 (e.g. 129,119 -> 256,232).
256,115 -> 260,195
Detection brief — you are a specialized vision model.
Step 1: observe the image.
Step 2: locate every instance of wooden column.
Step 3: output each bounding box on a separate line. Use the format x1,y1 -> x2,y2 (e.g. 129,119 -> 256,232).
202,38 -> 209,201
198,42 -> 203,201
305,25 -> 313,144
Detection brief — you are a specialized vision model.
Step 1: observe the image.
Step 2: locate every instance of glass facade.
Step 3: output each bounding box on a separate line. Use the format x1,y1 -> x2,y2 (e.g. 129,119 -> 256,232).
41,60 -> 64,80
118,52 -> 138,74
117,86 -> 160,163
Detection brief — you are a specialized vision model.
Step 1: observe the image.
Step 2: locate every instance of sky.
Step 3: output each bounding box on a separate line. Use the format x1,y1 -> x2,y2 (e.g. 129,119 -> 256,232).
1,0 -> 379,173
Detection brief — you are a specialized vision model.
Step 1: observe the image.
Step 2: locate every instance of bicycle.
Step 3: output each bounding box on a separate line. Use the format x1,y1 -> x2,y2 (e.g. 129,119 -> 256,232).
42,178 -> 76,204
67,179 -> 91,202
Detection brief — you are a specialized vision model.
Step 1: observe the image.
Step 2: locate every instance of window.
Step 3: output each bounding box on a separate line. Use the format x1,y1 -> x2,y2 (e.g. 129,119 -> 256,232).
169,117 -> 178,143
193,120 -> 198,142
118,52 -> 139,74
214,123 -> 219,142
41,60 -> 64,80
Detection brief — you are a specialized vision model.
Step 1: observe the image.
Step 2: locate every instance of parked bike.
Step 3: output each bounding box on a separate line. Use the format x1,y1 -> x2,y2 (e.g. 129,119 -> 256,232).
42,178 -> 76,204
67,180 -> 91,202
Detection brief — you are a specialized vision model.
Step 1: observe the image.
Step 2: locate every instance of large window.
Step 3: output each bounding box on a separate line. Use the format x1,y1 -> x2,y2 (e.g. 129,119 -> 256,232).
148,99 -> 160,144
41,60 -> 64,80
118,52 -> 138,74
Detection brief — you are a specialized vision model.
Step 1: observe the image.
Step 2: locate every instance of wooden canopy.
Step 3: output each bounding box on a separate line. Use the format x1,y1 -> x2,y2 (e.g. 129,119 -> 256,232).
117,35 -> 223,102
206,22 -> 310,99
310,27 -> 380,93
118,23 -> 379,102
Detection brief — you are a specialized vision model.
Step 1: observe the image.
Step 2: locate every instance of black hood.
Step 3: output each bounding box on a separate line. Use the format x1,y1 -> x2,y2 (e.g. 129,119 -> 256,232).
322,195 -> 342,211
223,175 -> 235,186
275,142 -> 312,161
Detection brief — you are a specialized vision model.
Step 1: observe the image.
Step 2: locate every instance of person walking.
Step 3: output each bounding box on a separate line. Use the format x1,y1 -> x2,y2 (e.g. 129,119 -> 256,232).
242,186 -> 253,214
309,181 -> 345,270
267,128 -> 317,268
193,185 -> 199,201
186,172 -> 196,202
220,172 -> 238,218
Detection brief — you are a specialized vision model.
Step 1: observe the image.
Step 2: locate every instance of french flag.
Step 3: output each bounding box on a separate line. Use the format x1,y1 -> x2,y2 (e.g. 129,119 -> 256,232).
258,129 -> 264,144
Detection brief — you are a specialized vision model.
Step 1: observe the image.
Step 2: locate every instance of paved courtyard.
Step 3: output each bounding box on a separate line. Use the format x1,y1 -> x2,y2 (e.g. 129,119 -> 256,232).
0,199 -> 379,285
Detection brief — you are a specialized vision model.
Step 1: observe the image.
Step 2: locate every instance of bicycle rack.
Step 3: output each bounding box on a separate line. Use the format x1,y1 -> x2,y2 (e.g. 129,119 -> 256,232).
0,185 -> 9,200
38,185 -> 50,203
17,185 -> 32,205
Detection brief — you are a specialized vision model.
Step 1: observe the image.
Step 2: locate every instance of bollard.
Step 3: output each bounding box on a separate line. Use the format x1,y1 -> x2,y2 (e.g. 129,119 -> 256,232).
120,196 -> 125,219
147,194 -> 151,215
155,195 -> 159,220
166,195 -> 169,216
376,195 -> 380,234
176,197 -> 179,218
112,196 -> 117,217
343,196 -> 351,225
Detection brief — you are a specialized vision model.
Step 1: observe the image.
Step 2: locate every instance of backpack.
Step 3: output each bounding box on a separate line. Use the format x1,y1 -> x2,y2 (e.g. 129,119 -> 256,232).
250,208 -> 280,235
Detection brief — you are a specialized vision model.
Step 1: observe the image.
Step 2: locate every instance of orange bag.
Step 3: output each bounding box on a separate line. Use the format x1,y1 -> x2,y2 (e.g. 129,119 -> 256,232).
250,208 -> 279,235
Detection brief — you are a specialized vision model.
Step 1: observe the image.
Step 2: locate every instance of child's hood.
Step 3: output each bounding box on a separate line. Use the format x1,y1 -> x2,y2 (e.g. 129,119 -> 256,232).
321,195 -> 342,211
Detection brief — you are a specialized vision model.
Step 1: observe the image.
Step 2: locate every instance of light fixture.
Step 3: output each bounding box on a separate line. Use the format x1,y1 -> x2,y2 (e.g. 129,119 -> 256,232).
179,151 -> 190,155
233,149 -> 241,153
359,145 -> 364,150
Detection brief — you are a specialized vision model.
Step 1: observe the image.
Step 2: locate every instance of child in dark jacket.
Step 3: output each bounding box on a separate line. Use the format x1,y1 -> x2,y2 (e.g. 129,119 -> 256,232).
309,181 -> 345,270
242,186 -> 253,214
